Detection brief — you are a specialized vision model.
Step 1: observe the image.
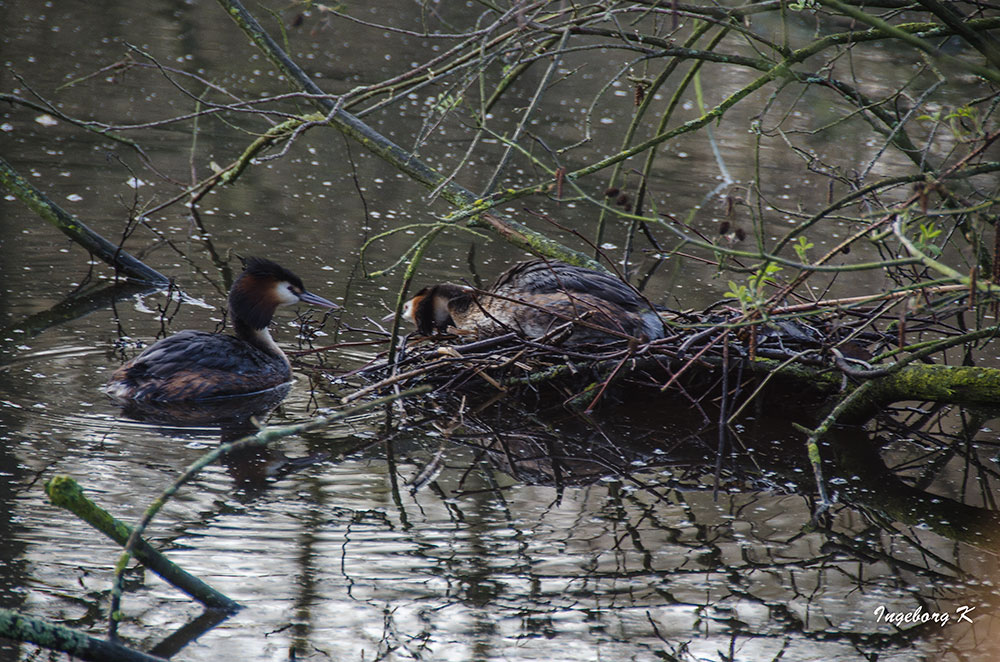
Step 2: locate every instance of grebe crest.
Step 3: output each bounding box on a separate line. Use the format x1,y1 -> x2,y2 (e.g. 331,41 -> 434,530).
105,257 -> 337,402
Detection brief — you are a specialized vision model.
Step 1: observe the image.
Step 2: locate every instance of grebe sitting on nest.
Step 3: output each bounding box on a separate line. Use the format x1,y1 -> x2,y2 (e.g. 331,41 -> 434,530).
397,259 -> 663,345
105,257 -> 337,402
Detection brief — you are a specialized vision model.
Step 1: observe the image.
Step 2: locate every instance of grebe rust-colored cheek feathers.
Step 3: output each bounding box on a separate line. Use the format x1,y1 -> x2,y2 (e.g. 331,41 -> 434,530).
228,274 -> 283,330
229,266 -> 338,331
389,284 -> 474,335
104,257 -> 337,404
380,295 -> 421,330
413,284 -> 473,335
411,288 -> 445,335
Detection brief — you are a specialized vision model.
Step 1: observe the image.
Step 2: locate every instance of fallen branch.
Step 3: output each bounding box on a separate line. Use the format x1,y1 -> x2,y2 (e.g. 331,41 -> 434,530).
45,475 -> 239,612
0,156 -> 167,284
839,363 -> 1000,424
0,608 -> 166,662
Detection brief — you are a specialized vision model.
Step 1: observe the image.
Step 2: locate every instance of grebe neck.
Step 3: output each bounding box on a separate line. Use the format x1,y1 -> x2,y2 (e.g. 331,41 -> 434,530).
232,317 -> 289,364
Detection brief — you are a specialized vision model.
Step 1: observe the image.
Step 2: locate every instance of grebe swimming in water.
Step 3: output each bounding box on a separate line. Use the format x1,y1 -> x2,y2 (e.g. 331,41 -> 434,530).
105,257 -> 337,402
397,259 -> 664,345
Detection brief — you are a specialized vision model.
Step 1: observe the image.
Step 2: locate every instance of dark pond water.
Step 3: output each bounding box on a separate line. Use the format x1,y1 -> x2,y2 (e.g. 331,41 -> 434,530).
2,2 -> 999,661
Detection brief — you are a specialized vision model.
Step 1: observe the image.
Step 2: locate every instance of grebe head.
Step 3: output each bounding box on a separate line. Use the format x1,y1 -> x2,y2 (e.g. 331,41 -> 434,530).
229,257 -> 338,331
396,283 -> 473,335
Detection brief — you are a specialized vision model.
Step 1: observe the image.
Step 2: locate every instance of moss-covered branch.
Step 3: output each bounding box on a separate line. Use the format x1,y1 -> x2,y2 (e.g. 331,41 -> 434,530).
0,156 -> 167,284
45,475 -> 239,612
839,363 -> 1000,423
818,0 -> 1000,84
0,608 -> 166,662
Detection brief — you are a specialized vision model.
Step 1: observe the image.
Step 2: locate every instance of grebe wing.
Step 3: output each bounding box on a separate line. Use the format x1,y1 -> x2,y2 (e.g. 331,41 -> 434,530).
125,331 -> 281,376
491,260 -> 648,309
108,331 -> 291,401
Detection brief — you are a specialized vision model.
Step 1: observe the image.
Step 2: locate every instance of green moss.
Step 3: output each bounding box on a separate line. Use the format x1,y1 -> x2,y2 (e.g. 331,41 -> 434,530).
45,475 -> 134,545
0,609 -> 90,651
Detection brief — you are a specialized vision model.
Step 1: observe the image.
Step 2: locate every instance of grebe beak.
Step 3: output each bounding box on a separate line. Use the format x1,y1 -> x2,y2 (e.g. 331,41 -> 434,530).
298,290 -> 339,310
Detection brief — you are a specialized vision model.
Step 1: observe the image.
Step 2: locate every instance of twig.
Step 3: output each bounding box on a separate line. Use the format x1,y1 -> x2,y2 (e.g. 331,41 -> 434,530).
215,0 -> 603,270
107,386 -> 430,637
45,476 -> 238,611
0,156 -> 168,284
482,28 -> 571,195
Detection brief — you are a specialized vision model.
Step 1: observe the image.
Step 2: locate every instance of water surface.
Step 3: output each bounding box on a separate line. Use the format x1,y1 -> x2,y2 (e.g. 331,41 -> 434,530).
1,2 -> 998,661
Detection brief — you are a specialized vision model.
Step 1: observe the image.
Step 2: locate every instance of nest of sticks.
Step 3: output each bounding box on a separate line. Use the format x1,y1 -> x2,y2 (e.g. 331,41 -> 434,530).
329,301 -> 901,414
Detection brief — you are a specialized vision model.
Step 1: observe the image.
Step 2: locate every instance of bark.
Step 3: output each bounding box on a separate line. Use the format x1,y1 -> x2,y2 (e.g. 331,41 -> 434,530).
0,609 -> 166,662
44,475 -> 239,612
0,156 -> 168,284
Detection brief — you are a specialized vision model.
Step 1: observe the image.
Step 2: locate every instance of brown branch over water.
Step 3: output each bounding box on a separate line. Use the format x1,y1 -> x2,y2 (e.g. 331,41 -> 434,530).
214,0 -> 605,272
837,362 -> 1000,424
0,156 -> 167,284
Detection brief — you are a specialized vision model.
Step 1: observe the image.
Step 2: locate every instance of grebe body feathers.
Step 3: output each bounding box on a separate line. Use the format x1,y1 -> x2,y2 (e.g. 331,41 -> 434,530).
401,259 -> 663,344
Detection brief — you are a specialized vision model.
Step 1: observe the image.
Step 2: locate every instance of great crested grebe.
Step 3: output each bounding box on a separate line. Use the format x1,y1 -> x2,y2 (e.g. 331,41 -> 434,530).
397,259 -> 664,345
105,257 -> 337,402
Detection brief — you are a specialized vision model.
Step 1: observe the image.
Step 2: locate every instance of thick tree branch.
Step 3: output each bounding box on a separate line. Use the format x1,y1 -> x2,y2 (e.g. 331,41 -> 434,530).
0,156 -> 167,284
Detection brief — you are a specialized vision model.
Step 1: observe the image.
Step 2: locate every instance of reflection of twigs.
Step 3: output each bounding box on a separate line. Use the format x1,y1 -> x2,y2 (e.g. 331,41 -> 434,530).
801,324 -> 1000,513
45,476 -> 238,611
0,281 -> 155,346
106,386 -> 429,637
858,79 -> 944,181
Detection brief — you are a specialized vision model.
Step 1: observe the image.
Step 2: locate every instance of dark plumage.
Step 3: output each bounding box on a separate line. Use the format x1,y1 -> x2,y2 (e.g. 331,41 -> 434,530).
105,258 -> 337,402
107,330 -> 293,401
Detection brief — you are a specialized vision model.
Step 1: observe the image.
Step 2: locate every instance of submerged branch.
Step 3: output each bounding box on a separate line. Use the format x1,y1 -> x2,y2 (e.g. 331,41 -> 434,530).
44,475 -> 239,612
0,609 -> 166,662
